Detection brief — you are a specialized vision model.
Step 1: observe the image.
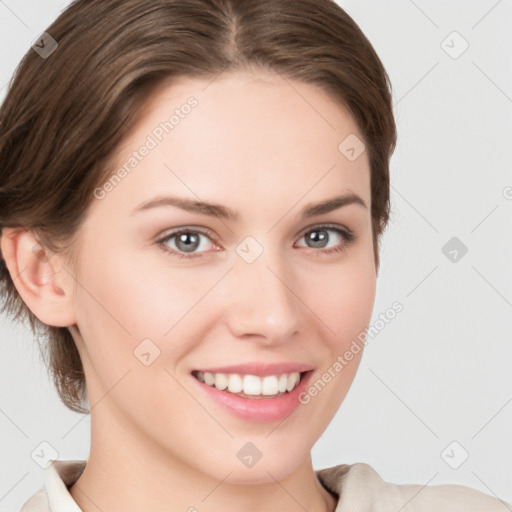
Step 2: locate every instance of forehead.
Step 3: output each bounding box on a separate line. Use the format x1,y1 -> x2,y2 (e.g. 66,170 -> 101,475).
95,70 -> 371,219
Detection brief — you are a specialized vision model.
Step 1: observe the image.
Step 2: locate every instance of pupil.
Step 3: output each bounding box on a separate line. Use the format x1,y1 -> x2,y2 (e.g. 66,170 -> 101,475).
177,232 -> 199,252
308,229 -> 327,248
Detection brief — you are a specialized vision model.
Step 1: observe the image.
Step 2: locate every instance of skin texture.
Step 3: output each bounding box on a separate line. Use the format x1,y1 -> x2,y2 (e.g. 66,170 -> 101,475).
1,70 -> 376,512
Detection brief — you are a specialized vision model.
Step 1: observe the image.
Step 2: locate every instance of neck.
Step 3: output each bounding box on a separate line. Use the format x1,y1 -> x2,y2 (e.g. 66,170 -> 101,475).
69,410 -> 338,512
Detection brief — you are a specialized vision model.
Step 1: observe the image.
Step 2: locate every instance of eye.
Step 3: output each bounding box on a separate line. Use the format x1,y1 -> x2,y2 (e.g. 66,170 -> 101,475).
156,224 -> 356,260
295,224 -> 356,256
156,227 -> 218,259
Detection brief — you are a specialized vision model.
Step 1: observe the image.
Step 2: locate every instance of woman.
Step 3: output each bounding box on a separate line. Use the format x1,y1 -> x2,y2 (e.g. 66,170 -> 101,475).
0,1 -> 507,511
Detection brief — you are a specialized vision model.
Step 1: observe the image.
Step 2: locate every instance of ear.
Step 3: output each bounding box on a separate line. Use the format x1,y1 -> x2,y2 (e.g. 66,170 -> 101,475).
0,227 -> 77,327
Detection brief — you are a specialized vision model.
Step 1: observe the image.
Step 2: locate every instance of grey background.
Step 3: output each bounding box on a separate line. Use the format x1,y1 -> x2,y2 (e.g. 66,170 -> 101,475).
1,1 -> 511,511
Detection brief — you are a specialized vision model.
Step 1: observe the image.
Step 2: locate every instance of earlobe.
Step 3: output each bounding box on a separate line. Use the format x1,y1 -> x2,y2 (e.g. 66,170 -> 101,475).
0,227 -> 77,327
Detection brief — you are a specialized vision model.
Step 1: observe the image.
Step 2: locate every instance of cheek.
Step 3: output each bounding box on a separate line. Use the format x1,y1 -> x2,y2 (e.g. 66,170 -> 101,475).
73,248 -> 221,370
334,269 -> 376,332
71,250 -> 204,421
311,268 -> 375,385
303,252 -> 377,348
285,265 -> 375,445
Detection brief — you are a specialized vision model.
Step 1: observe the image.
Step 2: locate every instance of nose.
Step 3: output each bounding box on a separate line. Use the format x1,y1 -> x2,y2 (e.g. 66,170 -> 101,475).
223,247 -> 301,346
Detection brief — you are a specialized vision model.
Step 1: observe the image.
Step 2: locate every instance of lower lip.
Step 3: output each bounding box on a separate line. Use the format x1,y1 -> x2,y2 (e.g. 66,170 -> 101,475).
192,371 -> 314,423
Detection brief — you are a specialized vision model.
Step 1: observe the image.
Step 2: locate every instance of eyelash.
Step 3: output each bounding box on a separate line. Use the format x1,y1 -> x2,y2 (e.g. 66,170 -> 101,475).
156,224 -> 356,260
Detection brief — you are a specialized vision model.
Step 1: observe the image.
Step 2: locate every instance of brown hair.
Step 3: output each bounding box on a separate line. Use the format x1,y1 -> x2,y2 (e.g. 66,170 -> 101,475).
0,0 -> 396,413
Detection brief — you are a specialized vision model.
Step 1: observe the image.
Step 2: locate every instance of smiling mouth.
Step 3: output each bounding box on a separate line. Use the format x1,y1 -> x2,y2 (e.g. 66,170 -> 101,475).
191,370 -> 310,399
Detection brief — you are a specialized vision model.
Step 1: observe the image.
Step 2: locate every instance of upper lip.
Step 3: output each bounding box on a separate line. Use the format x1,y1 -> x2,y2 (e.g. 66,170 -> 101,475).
192,362 -> 314,377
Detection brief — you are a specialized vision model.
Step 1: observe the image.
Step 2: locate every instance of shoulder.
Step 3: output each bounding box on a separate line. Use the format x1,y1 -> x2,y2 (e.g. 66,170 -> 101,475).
20,491 -> 50,512
19,459 -> 86,512
316,462 -> 509,512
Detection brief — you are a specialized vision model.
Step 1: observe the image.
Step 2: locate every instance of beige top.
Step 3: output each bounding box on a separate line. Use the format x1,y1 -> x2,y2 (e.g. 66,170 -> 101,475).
20,459 -> 508,512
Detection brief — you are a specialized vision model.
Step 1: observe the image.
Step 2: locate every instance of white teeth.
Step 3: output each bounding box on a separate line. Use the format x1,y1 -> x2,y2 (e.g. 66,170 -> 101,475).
204,372 -> 215,386
227,373 -> 243,393
261,375 -> 278,395
243,375 -> 261,395
194,371 -> 303,396
278,374 -> 288,393
286,372 -> 300,392
214,373 -> 228,391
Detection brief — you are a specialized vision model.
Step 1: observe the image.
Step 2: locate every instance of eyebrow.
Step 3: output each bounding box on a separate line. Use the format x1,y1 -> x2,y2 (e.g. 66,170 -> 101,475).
132,192 -> 367,221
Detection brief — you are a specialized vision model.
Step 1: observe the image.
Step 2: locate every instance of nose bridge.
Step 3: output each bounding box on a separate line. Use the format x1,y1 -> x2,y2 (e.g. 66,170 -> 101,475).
225,241 -> 300,342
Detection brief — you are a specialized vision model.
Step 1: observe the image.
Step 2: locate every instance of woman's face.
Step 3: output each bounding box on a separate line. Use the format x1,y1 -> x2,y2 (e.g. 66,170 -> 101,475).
68,70 -> 376,482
